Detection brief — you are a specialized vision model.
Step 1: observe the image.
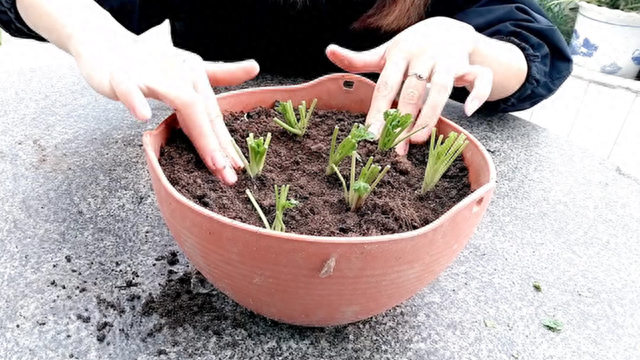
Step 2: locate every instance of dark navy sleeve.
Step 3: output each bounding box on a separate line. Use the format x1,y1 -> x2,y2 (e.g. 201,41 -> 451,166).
0,0 -> 45,40
0,0 -> 167,41
450,0 -> 573,113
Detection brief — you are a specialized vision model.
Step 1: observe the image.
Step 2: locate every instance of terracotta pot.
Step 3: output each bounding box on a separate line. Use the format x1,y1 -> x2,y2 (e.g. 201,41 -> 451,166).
142,73 -> 496,327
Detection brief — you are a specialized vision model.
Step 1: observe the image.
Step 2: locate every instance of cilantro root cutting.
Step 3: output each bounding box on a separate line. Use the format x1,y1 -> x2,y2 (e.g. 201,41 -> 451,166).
421,128 -> 469,193
232,133 -> 272,179
377,109 -> 430,151
326,123 -> 374,175
245,185 -> 298,232
272,185 -> 299,232
273,99 -> 318,137
331,153 -> 390,212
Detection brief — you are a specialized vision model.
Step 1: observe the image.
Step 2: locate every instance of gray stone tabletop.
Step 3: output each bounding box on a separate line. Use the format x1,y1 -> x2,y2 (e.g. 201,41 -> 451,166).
1,42 -> 640,360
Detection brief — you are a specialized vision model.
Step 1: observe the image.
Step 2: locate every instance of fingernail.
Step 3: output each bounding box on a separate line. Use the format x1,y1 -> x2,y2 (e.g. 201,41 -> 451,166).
369,123 -> 383,138
230,157 -> 243,170
466,99 -> 480,116
224,167 -> 238,184
210,154 -> 227,172
410,128 -> 430,144
395,141 -> 409,156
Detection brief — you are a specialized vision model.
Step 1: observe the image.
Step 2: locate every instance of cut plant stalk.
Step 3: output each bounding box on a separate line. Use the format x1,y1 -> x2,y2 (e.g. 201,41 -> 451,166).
331,153 -> 390,212
273,99 -> 318,137
421,128 -> 469,193
326,123 -> 374,175
245,186 -> 298,232
232,133 -> 272,178
246,189 -> 270,230
272,185 -> 299,232
377,109 -> 430,151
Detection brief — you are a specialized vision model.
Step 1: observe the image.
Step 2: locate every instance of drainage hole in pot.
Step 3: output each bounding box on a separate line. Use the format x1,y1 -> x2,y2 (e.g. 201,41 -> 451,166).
343,80 -> 355,90
472,197 -> 485,213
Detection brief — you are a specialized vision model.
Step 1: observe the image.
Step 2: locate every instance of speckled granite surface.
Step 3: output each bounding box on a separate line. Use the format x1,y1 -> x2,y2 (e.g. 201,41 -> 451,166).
1,43 -> 639,360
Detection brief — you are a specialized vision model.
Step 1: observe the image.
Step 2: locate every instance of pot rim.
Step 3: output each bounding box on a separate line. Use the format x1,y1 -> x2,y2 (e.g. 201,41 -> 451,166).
142,73 -> 497,244
577,1 -> 640,27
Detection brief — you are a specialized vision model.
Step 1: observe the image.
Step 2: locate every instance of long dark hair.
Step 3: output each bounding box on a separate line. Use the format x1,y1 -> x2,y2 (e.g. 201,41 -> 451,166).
353,0 -> 431,32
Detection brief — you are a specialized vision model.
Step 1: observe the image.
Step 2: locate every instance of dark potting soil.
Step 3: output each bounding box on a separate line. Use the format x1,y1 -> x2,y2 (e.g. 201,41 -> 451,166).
159,107 -> 471,237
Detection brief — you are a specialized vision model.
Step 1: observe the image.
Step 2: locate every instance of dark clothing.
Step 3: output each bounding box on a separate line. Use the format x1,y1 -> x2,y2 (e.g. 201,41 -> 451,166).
0,0 -> 572,112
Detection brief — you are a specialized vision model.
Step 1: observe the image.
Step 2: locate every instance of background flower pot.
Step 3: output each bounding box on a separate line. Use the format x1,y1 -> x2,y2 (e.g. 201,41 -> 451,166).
142,73 -> 496,327
570,1 -> 640,79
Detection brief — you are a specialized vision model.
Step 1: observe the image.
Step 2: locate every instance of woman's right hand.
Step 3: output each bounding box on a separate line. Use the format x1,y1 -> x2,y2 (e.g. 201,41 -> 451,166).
71,34 -> 260,185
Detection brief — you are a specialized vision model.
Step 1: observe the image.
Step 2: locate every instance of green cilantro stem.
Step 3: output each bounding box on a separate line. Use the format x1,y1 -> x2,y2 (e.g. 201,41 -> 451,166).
421,128 -> 468,193
245,186 -> 298,232
232,133 -> 272,179
272,184 -> 299,232
542,318 -> 564,332
326,123 -> 374,175
332,153 -> 390,212
273,99 -> 318,138
378,109 -> 430,151
245,189 -> 270,230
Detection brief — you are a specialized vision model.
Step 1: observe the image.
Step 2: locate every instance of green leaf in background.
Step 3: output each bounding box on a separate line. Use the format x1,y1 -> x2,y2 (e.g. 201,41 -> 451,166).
542,318 -> 565,332
537,0 -> 640,44
537,0 -> 579,44
533,281 -> 543,292
484,319 -> 498,328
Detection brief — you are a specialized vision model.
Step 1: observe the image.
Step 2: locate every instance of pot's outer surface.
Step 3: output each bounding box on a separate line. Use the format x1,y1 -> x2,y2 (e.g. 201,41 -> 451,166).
142,74 -> 497,326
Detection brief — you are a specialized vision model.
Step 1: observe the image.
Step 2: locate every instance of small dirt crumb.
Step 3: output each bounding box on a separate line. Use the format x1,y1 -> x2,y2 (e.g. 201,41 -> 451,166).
126,293 -> 141,302
71,269 -> 77,273
65,255 -> 72,263
69,354 -> 74,359
96,333 -> 106,343
310,143 -> 324,153
79,287 -> 87,293
96,296 -> 126,315
61,285 -> 66,290
16,324 -> 20,328
116,279 -> 140,289
37,320 -> 47,326
157,349 -> 168,356
76,314 -> 91,323
50,280 -> 57,286
392,156 -> 412,175
166,251 -> 179,266
96,321 -> 113,332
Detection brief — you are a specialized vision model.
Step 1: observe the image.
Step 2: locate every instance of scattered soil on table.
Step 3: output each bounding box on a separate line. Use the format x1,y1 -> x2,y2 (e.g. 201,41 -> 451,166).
159,107 -> 471,237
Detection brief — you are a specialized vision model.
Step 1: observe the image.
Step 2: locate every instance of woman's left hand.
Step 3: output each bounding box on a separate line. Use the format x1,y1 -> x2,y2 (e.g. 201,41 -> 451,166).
326,17 -> 494,155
